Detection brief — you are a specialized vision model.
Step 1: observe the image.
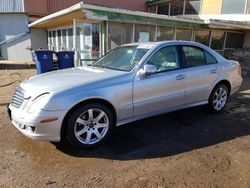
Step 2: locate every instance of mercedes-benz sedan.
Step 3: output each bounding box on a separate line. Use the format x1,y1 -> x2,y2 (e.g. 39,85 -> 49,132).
8,41 -> 242,148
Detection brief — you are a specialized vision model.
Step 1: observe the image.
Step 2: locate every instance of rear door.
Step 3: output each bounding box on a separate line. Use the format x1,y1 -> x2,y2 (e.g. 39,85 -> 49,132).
182,46 -> 219,104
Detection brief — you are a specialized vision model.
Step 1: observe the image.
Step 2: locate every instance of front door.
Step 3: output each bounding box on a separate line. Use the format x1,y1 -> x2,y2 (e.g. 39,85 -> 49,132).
133,46 -> 186,116
75,22 -> 101,66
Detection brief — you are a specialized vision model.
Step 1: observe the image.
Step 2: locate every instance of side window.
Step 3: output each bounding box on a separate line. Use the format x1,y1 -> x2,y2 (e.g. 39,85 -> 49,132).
148,46 -> 180,72
183,46 -> 206,67
204,51 -> 217,64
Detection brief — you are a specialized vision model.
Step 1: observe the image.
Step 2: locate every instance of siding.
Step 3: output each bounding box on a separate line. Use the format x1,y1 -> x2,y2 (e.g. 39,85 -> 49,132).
24,0 -> 48,15
84,0 -> 146,12
24,0 -> 82,15
46,0 -> 82,14
24,0 -> 146,16
0,0 -> 25,13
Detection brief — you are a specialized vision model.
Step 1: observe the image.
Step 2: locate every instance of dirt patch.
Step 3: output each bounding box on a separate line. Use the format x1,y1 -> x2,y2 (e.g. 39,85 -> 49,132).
0,68 -> 250,188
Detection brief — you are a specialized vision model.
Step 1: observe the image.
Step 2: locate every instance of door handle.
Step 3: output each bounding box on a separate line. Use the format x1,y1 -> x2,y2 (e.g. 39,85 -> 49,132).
176,74 -> 185,80
210,69 -> 217,74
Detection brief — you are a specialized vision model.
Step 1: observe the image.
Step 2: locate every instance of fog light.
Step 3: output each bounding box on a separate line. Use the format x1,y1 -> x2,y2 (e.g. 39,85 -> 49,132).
25,125 -> 35,133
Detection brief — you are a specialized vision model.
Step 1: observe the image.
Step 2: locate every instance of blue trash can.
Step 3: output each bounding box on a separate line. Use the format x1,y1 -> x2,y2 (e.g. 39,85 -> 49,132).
57,51 -> 74,69
32,50 -> 54,74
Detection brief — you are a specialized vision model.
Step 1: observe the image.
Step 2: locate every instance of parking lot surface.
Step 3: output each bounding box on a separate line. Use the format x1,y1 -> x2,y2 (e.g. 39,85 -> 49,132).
0,67 -> 250,188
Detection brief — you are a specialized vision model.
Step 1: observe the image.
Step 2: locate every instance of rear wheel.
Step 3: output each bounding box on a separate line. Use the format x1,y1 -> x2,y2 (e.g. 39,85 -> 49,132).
66,103 -> 114,148
208,84 -> 229,113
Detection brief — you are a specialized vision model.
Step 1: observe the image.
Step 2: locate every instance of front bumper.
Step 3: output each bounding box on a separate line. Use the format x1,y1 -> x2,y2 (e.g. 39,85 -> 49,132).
8,104 -> 67,142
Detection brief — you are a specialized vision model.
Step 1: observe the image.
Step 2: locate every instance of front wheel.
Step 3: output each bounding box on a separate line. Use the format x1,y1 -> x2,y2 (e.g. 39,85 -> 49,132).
66,103 -> 114,148
208,84 -> 229,113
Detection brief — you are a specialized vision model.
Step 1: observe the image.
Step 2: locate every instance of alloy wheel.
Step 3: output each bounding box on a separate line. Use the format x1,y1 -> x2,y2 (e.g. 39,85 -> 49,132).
74,108 -> 109,145
213,87 -> 228,111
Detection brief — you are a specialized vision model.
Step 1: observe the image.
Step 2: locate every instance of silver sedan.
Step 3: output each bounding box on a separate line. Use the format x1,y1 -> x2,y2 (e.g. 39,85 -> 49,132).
8,41 -> 243,148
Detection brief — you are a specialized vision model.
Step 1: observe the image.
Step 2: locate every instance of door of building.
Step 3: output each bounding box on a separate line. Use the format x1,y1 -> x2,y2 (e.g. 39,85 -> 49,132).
74,21 -> 101,66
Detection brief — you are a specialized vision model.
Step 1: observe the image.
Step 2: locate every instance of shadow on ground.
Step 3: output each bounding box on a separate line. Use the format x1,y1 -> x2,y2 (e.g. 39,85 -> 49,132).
53,90 -> 250,160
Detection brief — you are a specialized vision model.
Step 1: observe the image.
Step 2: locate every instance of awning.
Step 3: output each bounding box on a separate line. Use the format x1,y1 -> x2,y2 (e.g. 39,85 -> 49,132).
28,2 -> 83,29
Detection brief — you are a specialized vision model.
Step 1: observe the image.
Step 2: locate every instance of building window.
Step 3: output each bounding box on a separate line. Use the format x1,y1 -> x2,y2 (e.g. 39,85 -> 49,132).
68,28 -> 73,50
108,22 -> 133,50
246,0 -> 250,14
225,32 -> 244,49
92,24 -> 100,58
176,28 -> 192,41
170,0 -> 184,15
222,0 -> 246,14
62,29 -> 67,50
185,0 -> 201,14
48,31 -> 52,49
134,24 -> 156,42
75,27 -> 81,51
57,30 -> 62,50
211,31 -> 225,50
52,31 -> 56,50
195,30 -> 210,46
158,3 -> 170,15
148,6 -> 157,13
156,26 -> 174,41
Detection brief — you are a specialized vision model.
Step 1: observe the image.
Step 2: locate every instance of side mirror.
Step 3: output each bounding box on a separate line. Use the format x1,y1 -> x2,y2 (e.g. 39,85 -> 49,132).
140,64 -> 157,76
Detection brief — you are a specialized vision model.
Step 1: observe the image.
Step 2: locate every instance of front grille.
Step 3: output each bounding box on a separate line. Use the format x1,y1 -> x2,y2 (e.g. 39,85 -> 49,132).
11,87 -> 25,108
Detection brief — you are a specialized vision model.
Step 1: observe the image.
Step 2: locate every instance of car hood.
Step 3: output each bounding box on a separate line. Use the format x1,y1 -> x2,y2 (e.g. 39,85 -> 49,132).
20,66 -> 128,96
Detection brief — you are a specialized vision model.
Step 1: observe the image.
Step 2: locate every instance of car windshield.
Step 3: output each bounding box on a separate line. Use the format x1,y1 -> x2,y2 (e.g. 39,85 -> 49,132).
92,45 -> 149,72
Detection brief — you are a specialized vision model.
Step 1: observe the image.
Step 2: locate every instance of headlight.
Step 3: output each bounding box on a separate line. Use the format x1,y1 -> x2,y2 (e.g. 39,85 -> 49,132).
27,93 -> 50,113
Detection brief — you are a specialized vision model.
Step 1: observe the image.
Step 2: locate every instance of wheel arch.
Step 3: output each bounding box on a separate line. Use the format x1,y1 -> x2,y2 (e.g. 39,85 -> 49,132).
60,98 -> 117,140
211,79 -> 231,97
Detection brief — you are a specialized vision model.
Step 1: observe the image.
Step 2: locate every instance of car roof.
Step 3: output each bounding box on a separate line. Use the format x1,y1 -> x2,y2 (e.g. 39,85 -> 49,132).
122,40 -> 206,48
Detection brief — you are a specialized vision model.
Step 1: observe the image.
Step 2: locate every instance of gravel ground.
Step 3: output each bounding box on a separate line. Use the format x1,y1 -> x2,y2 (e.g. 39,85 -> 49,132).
0,66 -> 250,188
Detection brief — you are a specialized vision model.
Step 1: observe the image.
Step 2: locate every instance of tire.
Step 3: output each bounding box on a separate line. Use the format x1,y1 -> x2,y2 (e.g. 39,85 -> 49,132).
208,84 -> 229,113
66,103 -> 114,148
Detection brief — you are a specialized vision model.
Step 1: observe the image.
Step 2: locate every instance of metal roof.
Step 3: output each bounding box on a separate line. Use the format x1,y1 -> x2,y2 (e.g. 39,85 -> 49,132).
28,3 -> 250,30
0,0 -> 25,13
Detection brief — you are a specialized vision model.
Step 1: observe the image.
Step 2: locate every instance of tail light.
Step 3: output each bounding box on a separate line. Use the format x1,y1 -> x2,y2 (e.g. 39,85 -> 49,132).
238,64 -> 242,76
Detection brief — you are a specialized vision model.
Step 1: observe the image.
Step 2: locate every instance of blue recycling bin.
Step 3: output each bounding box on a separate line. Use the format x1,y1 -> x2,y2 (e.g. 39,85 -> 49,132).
32,50 -> 54,74
57,51 -> 75,69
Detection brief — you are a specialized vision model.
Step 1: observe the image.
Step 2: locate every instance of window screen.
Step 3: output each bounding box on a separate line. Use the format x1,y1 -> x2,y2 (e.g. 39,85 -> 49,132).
134,24 -> 155,43
109,22 -> 133,50
225,33 -> 244,49
156,26 -> 174,41
176,29 -> 192,41
211,31 -> 225,50
195,30 -> 210,46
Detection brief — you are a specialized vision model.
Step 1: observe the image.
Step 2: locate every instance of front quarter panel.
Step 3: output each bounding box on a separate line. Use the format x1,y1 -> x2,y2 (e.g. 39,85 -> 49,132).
42,74 -> 134,122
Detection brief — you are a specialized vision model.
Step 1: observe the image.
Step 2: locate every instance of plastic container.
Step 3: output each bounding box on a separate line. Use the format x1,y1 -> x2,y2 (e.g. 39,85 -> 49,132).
32,50 -> 54,74
56,51 -> 74,69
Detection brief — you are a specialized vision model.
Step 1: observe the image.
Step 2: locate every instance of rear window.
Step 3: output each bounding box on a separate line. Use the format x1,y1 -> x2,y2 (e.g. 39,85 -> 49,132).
204,51 -> 217,64
183,46 -> 206,67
